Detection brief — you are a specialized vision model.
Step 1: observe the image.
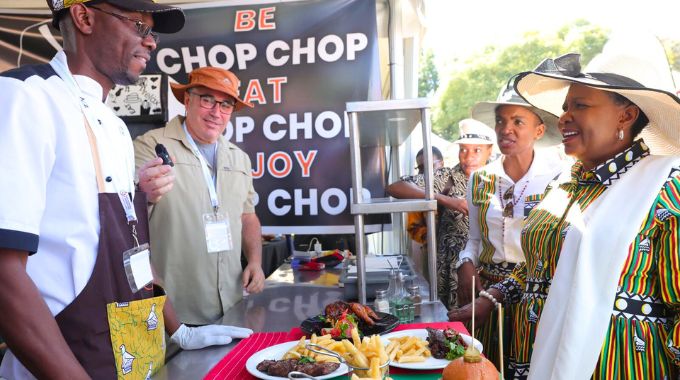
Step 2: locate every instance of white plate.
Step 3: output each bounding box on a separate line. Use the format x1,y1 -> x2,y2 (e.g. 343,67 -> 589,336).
380,329 -> 483,370
245,340 -> 349,380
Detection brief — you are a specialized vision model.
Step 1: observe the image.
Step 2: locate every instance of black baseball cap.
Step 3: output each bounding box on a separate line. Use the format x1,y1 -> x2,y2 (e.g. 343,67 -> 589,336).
47,0 -> 185,33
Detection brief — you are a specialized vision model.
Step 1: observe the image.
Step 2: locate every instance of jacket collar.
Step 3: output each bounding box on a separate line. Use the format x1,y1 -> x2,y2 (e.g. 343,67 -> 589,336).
575,139 -> 650,187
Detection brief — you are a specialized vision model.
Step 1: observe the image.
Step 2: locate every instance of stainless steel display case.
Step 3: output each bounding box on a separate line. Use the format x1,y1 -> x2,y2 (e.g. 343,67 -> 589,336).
346,98 -> 438,304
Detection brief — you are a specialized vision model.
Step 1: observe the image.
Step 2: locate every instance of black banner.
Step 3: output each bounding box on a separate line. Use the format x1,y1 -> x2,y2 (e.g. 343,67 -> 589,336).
0,0 -> 386,234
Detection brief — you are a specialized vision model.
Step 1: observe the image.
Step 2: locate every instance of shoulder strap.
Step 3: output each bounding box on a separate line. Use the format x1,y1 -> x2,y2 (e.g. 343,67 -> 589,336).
83,116 -> 106,193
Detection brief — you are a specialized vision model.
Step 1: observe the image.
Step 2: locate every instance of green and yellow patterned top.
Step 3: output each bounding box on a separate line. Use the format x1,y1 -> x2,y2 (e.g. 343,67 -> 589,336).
492,140 -> 680,379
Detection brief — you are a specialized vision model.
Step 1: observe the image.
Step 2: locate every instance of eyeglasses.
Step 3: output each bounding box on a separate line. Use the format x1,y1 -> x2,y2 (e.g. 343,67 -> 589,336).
502,185 -> 514,218
189,92 -> 236,114
89,6 -> 159,44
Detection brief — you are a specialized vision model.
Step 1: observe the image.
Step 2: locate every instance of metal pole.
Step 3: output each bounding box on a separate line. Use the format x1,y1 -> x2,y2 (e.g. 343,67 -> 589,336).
348,111 -> 367,304
390,144 -> 403,257
387,0 -> 404,100
421,107 -> 437,302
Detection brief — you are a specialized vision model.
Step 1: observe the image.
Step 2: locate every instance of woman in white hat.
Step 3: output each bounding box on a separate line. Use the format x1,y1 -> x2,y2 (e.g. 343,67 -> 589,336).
386,119 -> 495,308
455,118 -> 498,177
456,45 -> 680,379
449,77 -> 569,370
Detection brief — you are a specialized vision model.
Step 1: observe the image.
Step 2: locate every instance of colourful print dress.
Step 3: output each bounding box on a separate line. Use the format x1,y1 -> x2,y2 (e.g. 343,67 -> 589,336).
492,140 -> 680,379
402,164 -> 469,308
459,150 -> 565,369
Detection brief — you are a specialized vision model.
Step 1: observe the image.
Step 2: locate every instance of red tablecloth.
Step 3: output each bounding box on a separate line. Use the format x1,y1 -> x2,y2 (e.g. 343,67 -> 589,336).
203,332 -> 290,380
204,322 -> 469,379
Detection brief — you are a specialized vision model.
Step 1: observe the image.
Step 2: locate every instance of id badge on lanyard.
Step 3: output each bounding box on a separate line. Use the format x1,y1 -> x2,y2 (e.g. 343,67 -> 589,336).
181,123 -> 233,253
119,192 -> 153,292
123,243 -> 153,293
203,211 -> 233,253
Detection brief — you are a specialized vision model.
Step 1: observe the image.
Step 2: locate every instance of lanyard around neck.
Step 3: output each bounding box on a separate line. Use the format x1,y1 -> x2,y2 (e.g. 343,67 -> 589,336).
182,123 -> 220,213
49,55 -> 137,224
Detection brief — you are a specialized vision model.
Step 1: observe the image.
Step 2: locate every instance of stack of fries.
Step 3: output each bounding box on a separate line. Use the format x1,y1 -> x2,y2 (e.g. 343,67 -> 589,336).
281,329 -> 392,379
344,329 -> 390,380
384,335 -> 431,363
282,333 -> 342,363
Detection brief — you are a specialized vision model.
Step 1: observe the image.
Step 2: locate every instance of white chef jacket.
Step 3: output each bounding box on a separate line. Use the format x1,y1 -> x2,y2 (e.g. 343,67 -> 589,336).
0,51 -> 135,379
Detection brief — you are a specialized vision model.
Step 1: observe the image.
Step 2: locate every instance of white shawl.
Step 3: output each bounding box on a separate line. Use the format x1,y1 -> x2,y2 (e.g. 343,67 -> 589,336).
528,155 -> 680,380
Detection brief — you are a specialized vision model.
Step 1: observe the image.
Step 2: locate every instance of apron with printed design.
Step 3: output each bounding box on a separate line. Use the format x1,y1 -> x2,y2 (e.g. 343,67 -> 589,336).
54,121 -> 166,380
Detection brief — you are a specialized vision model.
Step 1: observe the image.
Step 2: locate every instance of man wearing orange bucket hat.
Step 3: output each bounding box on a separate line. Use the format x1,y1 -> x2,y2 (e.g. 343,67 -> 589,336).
134,66 -> 265,327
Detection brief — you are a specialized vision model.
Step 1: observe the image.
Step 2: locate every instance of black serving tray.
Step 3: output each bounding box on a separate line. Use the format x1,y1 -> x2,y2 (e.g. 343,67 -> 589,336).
300,311 -> 399,339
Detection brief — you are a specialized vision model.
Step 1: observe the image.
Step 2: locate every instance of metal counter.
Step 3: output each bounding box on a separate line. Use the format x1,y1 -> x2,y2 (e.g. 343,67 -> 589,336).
153,262 -> 449,379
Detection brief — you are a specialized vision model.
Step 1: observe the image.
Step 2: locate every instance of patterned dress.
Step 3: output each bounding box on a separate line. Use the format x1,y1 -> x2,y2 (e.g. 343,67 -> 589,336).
493,140 -> 680,379
459,150 -> 565,370
402,164 -> 469,309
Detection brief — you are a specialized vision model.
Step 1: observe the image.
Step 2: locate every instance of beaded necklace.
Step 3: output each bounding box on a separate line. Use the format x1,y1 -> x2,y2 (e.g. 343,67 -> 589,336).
499,179 -> 530,219
498,179 -> 530,247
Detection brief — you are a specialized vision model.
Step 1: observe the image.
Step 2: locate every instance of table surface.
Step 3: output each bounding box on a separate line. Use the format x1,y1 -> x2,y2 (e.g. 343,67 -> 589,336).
153,260 -> 449,380
260,238 -> 290,278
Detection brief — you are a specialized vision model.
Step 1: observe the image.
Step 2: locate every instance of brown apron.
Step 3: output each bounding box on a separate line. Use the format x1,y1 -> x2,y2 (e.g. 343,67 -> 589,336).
54,121 -> 165,379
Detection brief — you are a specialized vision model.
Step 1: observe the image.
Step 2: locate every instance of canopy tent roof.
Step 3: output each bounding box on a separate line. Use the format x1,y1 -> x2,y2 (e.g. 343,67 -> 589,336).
0,0 -> 427,99
0,0 -> 205,8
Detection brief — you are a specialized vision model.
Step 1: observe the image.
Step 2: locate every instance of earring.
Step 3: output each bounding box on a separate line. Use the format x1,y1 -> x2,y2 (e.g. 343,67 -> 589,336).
617,129 -> 624,141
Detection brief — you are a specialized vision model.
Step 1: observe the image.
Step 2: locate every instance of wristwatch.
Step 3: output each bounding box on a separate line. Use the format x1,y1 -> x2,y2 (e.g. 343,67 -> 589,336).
455,257 -> 473,270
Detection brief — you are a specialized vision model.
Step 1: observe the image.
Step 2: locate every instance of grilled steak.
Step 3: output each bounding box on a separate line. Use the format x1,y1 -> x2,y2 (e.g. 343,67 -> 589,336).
256,359 -> 276,372
426,327 -> 449,359
265,359 -> 298,377
257,358 -> 340,377
426,327 -> 465,359
294,362 -> 339,376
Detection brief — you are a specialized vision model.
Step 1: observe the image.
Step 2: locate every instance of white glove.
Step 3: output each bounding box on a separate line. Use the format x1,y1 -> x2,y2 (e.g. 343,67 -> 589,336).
170,323 -> 253,350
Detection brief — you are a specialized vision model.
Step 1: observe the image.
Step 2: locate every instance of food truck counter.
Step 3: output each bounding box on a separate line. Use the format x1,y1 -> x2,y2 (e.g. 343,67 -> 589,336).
153,261 -> 449,379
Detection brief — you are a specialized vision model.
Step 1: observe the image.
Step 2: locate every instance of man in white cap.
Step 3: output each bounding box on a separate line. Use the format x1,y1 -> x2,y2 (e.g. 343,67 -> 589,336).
386,119 -> 495,308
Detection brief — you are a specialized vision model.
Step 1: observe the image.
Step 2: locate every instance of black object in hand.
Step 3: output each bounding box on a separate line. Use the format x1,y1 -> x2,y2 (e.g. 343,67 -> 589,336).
155,143 -> 174,167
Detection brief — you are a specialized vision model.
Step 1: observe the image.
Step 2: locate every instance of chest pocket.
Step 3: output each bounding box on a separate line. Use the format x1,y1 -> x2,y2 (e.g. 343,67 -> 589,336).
471,182 -> 493,207
470,172 -> 496,207
172,152 -> 202,167
218,166 -> 250,204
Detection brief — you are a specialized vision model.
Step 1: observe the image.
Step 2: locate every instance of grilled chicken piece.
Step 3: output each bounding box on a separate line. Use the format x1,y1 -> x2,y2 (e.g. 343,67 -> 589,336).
325,301 -> 350,321
349,302 -> 377,326
324,301 -> 381,326
362,304 -> 381,320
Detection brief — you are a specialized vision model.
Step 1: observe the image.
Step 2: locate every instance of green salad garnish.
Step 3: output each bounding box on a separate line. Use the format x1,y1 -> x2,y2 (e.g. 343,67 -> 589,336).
298,356 -> 316,364
445,339 -> 466,360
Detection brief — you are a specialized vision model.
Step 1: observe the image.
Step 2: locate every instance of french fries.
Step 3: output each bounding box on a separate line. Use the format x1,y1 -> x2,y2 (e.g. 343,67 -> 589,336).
340,331 -> 391,379
283,331 -> 394,379
351,374 -> 394,380
384,335 -> 431,363
281,333 -> 342,363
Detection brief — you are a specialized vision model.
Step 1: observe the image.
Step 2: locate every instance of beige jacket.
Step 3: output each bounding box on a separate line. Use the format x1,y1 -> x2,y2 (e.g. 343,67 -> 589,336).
134,116 -> 255,324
